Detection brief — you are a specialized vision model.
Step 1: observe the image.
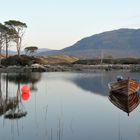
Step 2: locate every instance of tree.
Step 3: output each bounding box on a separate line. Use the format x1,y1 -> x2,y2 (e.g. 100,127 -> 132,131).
0,24 -> 6,66
24,46 -> 38,56
0,23 -> 16,59
5,20 -> 27,57
0,23 -> 5,58
105,55 -> 113,59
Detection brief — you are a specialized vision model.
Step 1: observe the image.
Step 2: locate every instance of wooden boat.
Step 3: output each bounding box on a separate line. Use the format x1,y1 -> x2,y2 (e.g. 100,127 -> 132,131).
108,91 -> 140,116
108,78 -> 139,96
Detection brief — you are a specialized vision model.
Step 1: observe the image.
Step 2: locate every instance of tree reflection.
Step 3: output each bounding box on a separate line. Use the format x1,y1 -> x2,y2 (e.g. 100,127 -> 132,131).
2,72 -> 41,91
0,73 -> 19,118
0,72 -> 41,120
4,79 -> 27,120
0,73 -> 2,100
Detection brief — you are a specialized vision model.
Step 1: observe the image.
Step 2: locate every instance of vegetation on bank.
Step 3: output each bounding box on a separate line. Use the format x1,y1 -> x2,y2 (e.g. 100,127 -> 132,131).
1,55 -> 78,66
1,55 -> 41,66
73,58 -> 140,65
1,54 -> 140,68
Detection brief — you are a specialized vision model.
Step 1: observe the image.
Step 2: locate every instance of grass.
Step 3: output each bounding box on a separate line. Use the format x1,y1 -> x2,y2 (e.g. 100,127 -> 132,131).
73,58 -> 140,65
1,55 -> 79,66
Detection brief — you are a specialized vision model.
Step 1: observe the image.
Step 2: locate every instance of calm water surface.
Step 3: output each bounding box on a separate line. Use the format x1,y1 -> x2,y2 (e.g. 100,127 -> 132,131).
0,71 -> 140,140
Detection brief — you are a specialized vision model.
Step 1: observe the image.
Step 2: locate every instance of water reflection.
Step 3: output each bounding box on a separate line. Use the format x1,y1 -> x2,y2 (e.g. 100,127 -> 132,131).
2,72 -> 41,91
67,73 -> 110,96
0,73 -> 26,119
108,91 -> 140,116
0,72 -> 140,140
0,73 -> 41,120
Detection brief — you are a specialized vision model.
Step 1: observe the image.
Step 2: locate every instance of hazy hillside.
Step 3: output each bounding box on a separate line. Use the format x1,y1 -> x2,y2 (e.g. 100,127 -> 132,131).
1,48 -> 52,56
1,49 -> 17,55
36,48 -> 52,54
38,28 -> 140,58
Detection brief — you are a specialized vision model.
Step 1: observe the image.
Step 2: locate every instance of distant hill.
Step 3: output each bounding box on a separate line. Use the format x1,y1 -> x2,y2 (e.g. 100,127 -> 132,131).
38,28 -> 140,58
1,49 -> 17,55
1,48 -> 52,56
24,48 -> 52,55
36,48 -> 52,54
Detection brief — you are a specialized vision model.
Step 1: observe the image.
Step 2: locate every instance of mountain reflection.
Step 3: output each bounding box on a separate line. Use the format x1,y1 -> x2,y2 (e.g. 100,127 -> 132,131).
68,74 -> 110,96
108,92 -> 140,116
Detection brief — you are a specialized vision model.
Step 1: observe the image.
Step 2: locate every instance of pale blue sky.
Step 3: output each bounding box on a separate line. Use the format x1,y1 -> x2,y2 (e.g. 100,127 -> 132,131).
0,0 -> 140,50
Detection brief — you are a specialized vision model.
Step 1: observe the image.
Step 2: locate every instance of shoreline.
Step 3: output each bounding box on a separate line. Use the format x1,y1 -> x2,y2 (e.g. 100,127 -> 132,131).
0,64 -> 140,73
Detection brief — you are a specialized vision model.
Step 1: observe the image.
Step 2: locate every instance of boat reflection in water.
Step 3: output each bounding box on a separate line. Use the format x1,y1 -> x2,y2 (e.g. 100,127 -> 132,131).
108,91 -> 140,116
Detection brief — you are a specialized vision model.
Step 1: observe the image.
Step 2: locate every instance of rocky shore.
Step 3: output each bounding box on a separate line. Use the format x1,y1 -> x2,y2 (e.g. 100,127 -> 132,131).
0,64 -> 140,73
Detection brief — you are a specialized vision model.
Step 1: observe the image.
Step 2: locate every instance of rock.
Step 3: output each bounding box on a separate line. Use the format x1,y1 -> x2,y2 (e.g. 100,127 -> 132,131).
31,63 -> 46,72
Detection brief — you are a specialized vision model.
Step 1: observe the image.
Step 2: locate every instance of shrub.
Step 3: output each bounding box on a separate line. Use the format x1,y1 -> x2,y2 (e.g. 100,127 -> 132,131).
1,55 -> 37,66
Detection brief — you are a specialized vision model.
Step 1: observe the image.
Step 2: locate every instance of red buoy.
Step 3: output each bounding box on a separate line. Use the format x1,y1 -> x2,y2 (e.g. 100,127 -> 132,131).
21,85 -> 30,101
21,92 -> 30,101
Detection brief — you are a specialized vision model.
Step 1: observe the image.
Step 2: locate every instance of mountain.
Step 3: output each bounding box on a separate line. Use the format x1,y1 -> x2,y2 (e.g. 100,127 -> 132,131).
39,28 -> 140,58
1,49 -> 17,55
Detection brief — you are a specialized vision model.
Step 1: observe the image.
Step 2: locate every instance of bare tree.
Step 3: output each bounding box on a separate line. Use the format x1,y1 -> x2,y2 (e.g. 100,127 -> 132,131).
0,23 -> 6,59
0,23 -> 17,59
5,20 -> 27,57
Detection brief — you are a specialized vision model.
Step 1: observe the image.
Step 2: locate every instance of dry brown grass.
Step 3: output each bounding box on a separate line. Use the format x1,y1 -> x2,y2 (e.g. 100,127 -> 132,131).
39,55 -> 78,64
0,54 -> 5,58
1,54 -> 79,66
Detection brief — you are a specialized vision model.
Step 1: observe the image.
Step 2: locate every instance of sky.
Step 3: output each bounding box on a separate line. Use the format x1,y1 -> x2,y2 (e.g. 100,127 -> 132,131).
0,0 -> 140,50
